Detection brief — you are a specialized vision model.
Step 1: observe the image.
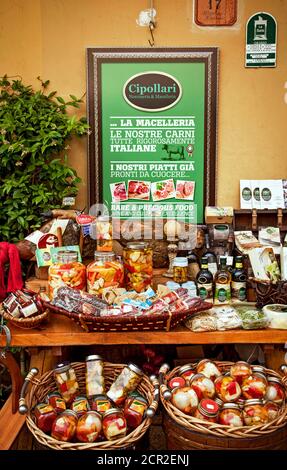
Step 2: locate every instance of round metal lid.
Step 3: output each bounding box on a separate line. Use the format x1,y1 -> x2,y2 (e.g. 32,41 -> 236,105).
178,364 -> 195,375
90,394 -> 109,401
190,373 -> 206,383
128,363 -> 143,376
244,399 -> 264,406
103,408 -> 124,418
126,242 -> 149,250
85,410 -> 102,420
54,361 -> 71,373
222,403 -> 240,411
60,410 -> 78,418
199,399 -> 219,417
86,354 -> 103,362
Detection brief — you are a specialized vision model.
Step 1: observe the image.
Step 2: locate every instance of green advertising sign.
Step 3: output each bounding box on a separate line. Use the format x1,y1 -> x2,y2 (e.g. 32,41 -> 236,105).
246,12 -> 277,68
87,49 -> 218,224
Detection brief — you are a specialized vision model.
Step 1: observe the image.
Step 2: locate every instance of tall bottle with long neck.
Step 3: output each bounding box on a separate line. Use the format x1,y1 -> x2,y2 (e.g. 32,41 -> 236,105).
214,257 -> 232,305
196,256 -> 213,301
231,255 -> 247,302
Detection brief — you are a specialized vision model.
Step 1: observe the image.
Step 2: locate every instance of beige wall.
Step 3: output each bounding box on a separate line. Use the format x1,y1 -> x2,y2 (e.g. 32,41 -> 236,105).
1,0 -> 287,210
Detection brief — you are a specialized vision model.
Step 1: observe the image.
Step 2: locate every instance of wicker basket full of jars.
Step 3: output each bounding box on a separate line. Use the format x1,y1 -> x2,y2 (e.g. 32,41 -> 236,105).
19,360 -> 158,450
160,360 -> 287,450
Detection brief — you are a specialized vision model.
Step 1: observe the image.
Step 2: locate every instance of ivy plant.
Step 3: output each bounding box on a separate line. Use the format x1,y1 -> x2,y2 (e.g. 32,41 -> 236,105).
0,76 -> 88,242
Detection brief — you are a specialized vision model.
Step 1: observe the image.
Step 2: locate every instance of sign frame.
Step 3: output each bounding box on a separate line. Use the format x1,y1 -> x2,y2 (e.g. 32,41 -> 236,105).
87,48 -> 218,222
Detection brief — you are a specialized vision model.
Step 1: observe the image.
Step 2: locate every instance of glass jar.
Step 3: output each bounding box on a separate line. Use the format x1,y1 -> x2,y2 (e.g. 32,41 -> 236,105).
90,394 -> 112,414
243,399 -> 268,426
107,363 -> 143,406
214,375 -> 241,402
173,257 -> 188,283
54,361 -> 79,404
76,411 -> 102,443
123,242 -> 153,293
196,359 -> 221,381
102,408 -> 127,440
194,399 -> 219,422
171,386 -> 199,415
34,403 -> 57,433
178,364 -> 195,384
87,252 -> 124,297
46,391 -> 66,414
230,361 -> 252,385
190,373 -> 215,400
123,395 -> 148,429
265,377 -> 285,404
168,376 -> 186,390
96,216 -> 113,252
241,373 -> 267,400
264,400 -> 280,421
219,403 -> 244,427
48,250 -> 86,299
85,355 -> 105,398
70,395 -> 90,417
51,410 -> 78,442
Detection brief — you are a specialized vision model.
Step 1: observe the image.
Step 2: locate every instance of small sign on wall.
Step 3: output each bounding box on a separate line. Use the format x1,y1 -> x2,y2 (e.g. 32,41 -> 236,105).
245,12 -> 277,68
195,0 -> 237,27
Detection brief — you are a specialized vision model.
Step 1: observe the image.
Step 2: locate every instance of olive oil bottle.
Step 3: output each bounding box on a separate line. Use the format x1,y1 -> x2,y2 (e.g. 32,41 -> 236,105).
231,256 -> 247,302
196,256 -> 213,301
214,257 -> 231,305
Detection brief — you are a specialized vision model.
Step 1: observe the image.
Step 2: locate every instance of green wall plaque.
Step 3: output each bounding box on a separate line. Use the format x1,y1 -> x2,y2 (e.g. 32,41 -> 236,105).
246,12 -> 277,68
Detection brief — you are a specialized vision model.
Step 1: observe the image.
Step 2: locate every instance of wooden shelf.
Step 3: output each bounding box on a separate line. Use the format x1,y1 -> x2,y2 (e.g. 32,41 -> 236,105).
1,314 -> 287,346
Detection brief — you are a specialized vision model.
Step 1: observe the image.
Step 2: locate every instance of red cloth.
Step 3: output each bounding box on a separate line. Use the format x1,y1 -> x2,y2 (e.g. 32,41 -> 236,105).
0,242 -> 23,301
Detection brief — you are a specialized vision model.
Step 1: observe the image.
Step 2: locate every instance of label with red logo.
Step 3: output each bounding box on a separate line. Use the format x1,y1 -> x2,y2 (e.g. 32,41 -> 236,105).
76,214 -> 95,226
37,233 -> 59,249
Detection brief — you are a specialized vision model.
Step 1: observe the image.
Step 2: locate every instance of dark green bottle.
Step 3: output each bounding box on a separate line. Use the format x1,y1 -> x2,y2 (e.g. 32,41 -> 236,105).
196,256 -> 213,301
231,256 -> 247,302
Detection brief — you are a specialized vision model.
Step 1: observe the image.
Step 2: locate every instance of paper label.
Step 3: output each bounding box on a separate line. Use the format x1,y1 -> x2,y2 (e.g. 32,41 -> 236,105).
214,283 -> 231,304
25,230 -> 43,245
231,281 -> 247,301
198,283 -> 213,300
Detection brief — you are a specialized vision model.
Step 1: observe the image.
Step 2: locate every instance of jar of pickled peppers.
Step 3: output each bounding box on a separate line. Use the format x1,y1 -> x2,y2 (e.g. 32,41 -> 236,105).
102,408 -> 127,440
90,395 -> 112,414
194,399 -> 219,422
264,400 -> 280,421
48,250 -> 86,299
230,361 -> 252,385
107,363 -> 143,406
76,411 -> 102,443
171,386 -> 199,415
214,375 -> 241,402
87,252 -> 124,297
46,391 -> 66,414
96,216 -> 113,252
196,359 -> 221,381
242,399 -> 268,426
219,403 -> 244,427
71,395 -> 90,417
178,364 -> 195,384
54,361 -> 79,404
85,355 -> 105,398
241,373 -> 267,400
34,403 -> 57,433
51,410 -> 78,441
265,376 -> 285,404
123,395 -> 148,429
123,242 -> 153,293
190,373 -> 215,400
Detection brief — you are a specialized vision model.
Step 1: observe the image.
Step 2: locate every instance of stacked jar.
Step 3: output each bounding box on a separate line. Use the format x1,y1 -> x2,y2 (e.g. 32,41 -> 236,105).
48,250 -> 86,299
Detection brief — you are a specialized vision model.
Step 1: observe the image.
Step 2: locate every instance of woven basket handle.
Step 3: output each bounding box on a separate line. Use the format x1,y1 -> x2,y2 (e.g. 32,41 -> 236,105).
145,375 -> 160,418
158,363 -> 172,401
18,367 -> 39,414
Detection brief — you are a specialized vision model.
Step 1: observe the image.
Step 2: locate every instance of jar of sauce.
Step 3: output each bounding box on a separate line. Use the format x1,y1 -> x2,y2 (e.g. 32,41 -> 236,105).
190,373 -> 215,400
194,399 -> 219,422
34,403 -> 57,433
54,361 -> 79,404
51,410 -> 78,442
87,252 -> 124,297
48,250 -> 86,299
102,408 -> 127,440
76,411 -> 102,443
219,403 -> 244,427
107,363 -> 143,406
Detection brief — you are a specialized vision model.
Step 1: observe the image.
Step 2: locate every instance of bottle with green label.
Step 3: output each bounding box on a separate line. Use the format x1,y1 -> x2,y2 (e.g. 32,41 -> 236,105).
231,256 -> 247,302
196,256 -> 213,301
214,257 -> 231,305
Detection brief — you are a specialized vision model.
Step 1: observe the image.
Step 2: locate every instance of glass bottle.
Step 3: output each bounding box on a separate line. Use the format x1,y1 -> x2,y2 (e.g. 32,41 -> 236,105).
76,411 -> 102,443
102,408 -> 127,440
204,233 -> 218,277
51,410 -> 78,441
48,250 -> 86,299
123,242 -> 153,293
87,252 -> 124,297
214,257 -> 232,305
96,215 -> 113,252
219,403 -> 244,427
186,251 -> 200,281
107,363 -> 143,406
173,257 -> 188,283
171,386 -> 199,415
196,257 -> 213,301
231,256 -> 247,302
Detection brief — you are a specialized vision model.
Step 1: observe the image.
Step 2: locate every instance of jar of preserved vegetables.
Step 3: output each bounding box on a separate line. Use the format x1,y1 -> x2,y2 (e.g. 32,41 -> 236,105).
46,391 -> 66,414
214,375 -> 241,402
219,403 -> 244,427
76,411 -> 102,443
107,363 -> 143,406
51,410 -> 78,442
70,395 -> 90,417
230,361 -> 252,385
48,250 -> 86,299
173,257 -> 188,284
196,359 -> 221,381
54,361 -> 79,404
168,376 -> 186,390
178,364 -> 195,384
85,355 -> 105,398
96,216 -> 113,252
190,373 -> 215,400
102,408 -> 127,440
241,373 -> 267,400
123,242 -> 153,293
87,253 -> 124,297
34,403 -> 57,433
243,399 -> 268,426
194,399 -> 219,422
264,400 -> 280,421
90,395 -> 112,414
123,395 -> 148,429
171,386 -> 199,415
265,376 -> 285,404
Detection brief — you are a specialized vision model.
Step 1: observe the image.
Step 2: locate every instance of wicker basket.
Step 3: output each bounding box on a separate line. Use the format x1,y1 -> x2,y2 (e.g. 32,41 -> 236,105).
0,304 -> 49,329
160,361 -> 287,449
42,299 -> 212,332
252,279 -> 287,308
20,361 -> 158,450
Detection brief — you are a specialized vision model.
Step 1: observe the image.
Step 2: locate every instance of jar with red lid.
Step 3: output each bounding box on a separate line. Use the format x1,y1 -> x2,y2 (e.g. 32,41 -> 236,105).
194,399 -> 219,422
123,395 -> 148,429
107,363 -> 143,406
85,355 -> 105,398
34,403 -> 57,433
265,377 -> 285,404
230,361 -> 252,385
264,401 -> 280,421
71,395 -> 90,417
196,359 -> 221,381
102,408 -> 127,440
243,399 -> 268,426
76,411 -> 102,443
190,374 -> 215,400
51,410 -> 78,441
178,364 -> 195,384
90,394 -> 112,414
171,386 -> 199,415
241,373 -> 267,400
168,376 -> 186,390
48,250 -> 86,299
54,361 -> 79,404
46,392 -> 66,414
214,375 -> 241,402
219,403 -> 244,427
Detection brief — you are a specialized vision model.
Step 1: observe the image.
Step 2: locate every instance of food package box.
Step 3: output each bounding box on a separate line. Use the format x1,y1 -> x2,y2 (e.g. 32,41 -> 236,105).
240,180 -> 252,209
248,246 -> 281,283
259,227 -> 282,255
260,180 -> 284,209
234,231 -> 262,255
205,207 -> 233,224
